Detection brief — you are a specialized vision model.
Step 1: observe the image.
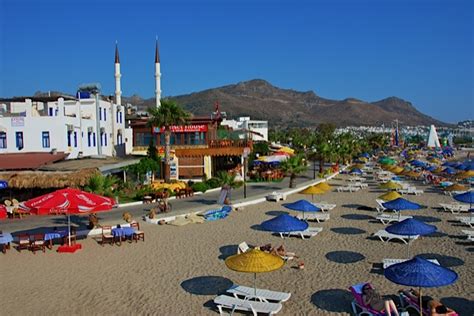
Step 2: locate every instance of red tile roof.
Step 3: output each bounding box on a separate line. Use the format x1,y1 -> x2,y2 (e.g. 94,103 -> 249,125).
0,152 -> 68,170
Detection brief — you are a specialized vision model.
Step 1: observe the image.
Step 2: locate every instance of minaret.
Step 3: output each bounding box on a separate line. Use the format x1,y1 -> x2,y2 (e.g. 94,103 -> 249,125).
114,41 -> 122,106
155,38 -> 161,108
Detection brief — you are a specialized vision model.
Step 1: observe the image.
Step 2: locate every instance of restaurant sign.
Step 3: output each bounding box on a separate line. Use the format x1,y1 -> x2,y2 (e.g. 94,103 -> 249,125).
153,124 -> 208,133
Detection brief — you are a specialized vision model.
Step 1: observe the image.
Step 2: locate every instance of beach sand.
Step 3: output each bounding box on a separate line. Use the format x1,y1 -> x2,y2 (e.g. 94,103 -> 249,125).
1,174 -> 473,315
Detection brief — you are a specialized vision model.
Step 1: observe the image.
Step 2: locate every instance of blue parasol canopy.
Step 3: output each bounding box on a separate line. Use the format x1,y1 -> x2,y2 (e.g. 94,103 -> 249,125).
0,180 -> 7,189
283,199 -> 320,213
382,198 -> 422,211
386,218 -> 437,236
453,191 -> 474,205
384,256 -> 458,288
443,167 -> 456,175
350,168 -> 363,175
260,214 -> 308,232
410,160 -> 426,167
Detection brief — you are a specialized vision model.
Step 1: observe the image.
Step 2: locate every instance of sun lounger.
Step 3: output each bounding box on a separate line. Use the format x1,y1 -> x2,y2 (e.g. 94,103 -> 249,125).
349,283 -> 398,316
277,227 -> 323,239
439,203 -> 470,214
296,213 -> 330,223
313,203 -> 336,212
455,216 -> 474,228
350,182 -> 368,189
226,284 -> 291,303
337,186 -> 361,192
266,192 -> 285,202
238,242 -> 251,254
214,295 -> 282,315
398,290 -> 459,316
468,236 -> 474,242
376,214 -> 413,225
383,258 -> 439,269
375,199 -> 387,213
398,188 -> 424,195
373,229 -> 419,244
461,230 -> 474,239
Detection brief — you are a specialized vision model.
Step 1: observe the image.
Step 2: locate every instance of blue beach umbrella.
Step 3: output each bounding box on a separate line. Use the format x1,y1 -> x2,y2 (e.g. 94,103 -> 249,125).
0,180 -> 7,189
260,214 -> 308,234
386,218 -> 437,257
350,168 -> 363,175
384,256 -> 458,316
283,199 -> 320,219
382,198 -> 422,220
453,191 -> 474,219
443,167 -> 456,175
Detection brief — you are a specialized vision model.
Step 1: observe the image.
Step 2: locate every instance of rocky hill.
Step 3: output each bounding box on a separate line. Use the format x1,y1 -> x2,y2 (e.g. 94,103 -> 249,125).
124,79 -> 446,127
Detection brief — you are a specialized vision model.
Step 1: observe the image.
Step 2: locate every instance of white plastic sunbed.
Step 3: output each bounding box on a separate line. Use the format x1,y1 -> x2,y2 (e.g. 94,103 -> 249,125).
214,295 -> 282,315
226,284 -> 291,303
461,230 -> 474,239
313,203 -> 336,212
398,188 -> 424,195
277,227 -> 323,239
337,186 -> 361,192
440,203 -> 470,214
376,214 -> 413,225
296,213 -> 330,223
266,192 -> 286,202
383,258 -> 439,269
373,230 -> 419,244
455,216 -> 474,228
375,199 -> 388,213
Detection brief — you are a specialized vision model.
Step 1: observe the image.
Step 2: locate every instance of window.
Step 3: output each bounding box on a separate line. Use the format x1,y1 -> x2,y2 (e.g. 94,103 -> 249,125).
93,133 -> 96,147
88,132 -> 92,147
117,134 -> 122,145
0,132 -> 6,148
100,133 -> 103,146
74,131 -> 78,147
48,108 -> 54,116
15,132 -> 23,149
42,131 -> 50,148
119,111 -> 122,124
103,108 -> 107,121
136,132 -> 153,146
99,107 -> 102,120
67,131 -> 72,147
104,133 -> 107,146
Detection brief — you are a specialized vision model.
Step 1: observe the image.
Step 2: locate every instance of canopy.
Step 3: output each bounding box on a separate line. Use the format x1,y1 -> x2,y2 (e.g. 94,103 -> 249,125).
386,218 -> 437,236
283,200 -> 320,213
382,198 -> 422,211
300,186 -> 326,195
225,248 -> 284,273
384,256 -> 458,288
378,191 -> 402,201
453,191 -> 474,205
379,181 -> 402,190
444,184 -> 467,192
314,182 -> 332,192
21,188 -> 115,215
350,168 -> 363,175
260,214 -> 308,232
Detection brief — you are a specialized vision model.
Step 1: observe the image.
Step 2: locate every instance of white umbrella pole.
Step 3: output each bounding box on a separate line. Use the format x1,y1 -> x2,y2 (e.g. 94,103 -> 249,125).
419,287 -> 423,316
254,273 -> 257,296
68,214 -> 71,246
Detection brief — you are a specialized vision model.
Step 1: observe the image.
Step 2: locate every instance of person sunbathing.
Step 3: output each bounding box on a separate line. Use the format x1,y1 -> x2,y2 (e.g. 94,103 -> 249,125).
270,244 -> 297,258
362,284 -> 399,316
399,289 -> 456,316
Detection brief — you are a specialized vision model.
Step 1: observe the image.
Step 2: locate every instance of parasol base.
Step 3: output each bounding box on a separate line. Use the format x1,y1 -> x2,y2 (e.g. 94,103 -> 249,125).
57,244 -> 82,253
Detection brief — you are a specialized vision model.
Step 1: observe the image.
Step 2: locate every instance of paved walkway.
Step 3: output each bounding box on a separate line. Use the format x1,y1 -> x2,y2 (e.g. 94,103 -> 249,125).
0,164 -> 341,234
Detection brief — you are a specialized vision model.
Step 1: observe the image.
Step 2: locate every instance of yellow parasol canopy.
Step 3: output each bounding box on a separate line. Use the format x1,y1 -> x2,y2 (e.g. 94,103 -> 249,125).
315,182 -> 332,191
444,184 -> 467,192
456,170 -> 474,179
300,186 -> 326,195
433,167 -> 444,173
225,248 -> 284,273
378,191 -> 402,201
379,181 -> 402,190
391,166 -> 405,174
405,171 -> 421,178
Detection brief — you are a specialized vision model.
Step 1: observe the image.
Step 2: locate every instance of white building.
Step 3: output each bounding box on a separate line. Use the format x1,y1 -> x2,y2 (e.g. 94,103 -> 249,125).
0,95 -> 129,159
221,116 -> 268,142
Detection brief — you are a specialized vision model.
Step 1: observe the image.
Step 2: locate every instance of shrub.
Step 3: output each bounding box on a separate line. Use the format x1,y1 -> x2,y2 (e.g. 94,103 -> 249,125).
192,182 -> 209,193
205,177 -> 222,189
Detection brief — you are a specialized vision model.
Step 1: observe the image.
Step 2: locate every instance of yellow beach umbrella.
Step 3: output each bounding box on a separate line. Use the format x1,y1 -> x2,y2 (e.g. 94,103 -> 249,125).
406,171 -> 421,179
391,166 -> 405,174
352,164 -> 365,169
444,184 -> 467,192
225,248 -> 284,295
379,181 -> 402,190
378,191 -> 402,201
278,146 -> 295,155
315,182 -> 332,192
300,185 -> 326,201
456,170 -> 474,179
433,167 -> 444,174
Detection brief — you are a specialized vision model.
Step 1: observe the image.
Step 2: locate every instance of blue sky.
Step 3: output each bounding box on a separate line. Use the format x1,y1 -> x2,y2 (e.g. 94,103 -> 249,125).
1,0 -> 472,123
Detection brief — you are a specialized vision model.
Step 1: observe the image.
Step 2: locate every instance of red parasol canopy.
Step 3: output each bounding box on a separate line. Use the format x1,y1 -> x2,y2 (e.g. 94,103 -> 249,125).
21,188 -> 115,215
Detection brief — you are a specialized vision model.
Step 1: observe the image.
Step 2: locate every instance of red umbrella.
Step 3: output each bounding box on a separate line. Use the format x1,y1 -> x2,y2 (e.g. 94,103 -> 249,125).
21,188 -> 115,251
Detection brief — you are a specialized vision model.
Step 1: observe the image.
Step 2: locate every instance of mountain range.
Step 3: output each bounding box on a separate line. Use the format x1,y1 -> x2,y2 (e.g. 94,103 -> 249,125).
124,79 -> 446,127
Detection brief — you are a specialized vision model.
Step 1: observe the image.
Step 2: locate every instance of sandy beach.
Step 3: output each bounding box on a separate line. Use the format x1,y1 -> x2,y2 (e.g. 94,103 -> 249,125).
1,173 -> 473,315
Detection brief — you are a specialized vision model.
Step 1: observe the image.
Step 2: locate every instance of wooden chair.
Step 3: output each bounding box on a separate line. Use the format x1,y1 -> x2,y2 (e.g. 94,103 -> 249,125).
17,233 -> 30,252
130,222 -> 145,242
29,234 -> 46,254
185,187 -> 194,197
101,226 -> 114,246
175,189 -> 185,199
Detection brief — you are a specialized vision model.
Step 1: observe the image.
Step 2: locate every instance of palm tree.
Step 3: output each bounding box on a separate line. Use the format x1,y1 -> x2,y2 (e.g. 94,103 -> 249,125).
84,174 -> 118,198
147,99 -> 191,183
279,154 -> 308,188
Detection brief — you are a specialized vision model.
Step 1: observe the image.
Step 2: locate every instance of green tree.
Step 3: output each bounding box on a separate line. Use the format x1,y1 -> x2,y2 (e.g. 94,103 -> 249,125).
147,138 -> 159,162
147,99 -> 191,183
84,174 -> 118,198
126,158 -> 160,184
279,154 -> 308,188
